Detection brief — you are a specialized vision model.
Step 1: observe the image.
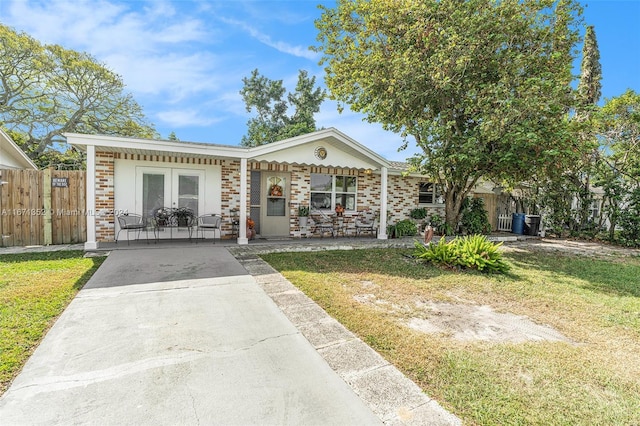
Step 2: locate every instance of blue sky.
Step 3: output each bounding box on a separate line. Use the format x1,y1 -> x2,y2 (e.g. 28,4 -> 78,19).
1,0 -> 638,161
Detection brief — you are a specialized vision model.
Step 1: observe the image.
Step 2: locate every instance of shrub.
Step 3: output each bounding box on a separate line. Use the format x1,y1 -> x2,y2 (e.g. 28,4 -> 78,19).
413,237 -> 459,268
409,207 -> 428,220
455,235 -> 510,273
394,219 -> 418,237
460,197 -> 492,235
618,187 -> 640,247
413,235 -> 510,273
428,214 -> 454,235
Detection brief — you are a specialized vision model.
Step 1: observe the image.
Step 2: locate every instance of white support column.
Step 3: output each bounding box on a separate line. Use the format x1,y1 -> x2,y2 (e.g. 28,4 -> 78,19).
237,158 -> 249,245
84,144 -> 98,250
378,166 -> 388,239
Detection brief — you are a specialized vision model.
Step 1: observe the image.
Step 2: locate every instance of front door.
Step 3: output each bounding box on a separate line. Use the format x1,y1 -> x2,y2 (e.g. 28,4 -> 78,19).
260,172 -> 290,237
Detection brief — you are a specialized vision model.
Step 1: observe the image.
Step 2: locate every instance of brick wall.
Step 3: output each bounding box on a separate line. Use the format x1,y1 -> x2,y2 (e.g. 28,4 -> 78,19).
91,153 -> 446,242
95,151 -> 115,242
386,174 -> 445,227
221,160 -> 242,236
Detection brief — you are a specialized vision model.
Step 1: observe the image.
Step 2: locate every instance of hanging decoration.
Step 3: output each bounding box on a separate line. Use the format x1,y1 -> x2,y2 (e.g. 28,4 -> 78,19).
268,176 -> 283,197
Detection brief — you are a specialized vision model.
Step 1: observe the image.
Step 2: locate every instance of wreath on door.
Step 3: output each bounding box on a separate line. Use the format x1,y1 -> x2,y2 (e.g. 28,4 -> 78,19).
268,177 -> 283,197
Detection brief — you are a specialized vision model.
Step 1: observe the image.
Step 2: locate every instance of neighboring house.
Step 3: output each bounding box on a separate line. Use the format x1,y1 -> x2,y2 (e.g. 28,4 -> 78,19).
0,129 -> 37,170
66,128 -> 497,249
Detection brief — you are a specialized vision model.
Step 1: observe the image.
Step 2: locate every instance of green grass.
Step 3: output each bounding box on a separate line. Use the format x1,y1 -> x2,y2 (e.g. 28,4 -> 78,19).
261,248 -> 640,425
0,251 -> 105,394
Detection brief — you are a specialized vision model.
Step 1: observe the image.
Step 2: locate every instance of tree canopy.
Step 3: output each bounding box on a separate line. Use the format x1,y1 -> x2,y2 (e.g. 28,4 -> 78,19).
314,0 -> 583,227
0,24 -> 156,168
240,69 -> 325,147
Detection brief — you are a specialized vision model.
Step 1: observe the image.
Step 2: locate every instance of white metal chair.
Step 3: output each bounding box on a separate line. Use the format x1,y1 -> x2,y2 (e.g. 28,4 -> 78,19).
116,213 -> 148,245
196,214 -> 222,243
354,209 -> 378,237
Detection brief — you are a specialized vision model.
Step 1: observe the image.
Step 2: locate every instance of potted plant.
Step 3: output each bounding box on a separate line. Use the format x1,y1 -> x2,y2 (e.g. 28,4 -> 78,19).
173,207 -> 194,227
429,214 -> 444,235
298,205 -> 310,228
246,217 -> 256,240
154,207 -> 170,227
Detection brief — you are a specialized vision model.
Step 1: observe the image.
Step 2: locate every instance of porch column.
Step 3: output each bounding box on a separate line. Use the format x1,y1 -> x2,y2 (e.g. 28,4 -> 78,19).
378,166 -> 388,239
84,144 -> 98,250
237,158 -> 249,245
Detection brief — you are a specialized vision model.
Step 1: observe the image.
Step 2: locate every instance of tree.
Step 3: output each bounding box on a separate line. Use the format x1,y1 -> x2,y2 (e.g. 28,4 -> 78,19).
0,24 -> 156,168
573,25 -> 602,227
577,25 -> 602,109
240,69 -> 325,147
535,24 -> 602,235
314,0 -> 583,228
594,90 -> 640,242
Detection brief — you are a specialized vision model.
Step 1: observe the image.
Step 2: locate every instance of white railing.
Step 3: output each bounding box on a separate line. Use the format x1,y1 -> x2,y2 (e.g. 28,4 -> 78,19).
497,215 -> 512,232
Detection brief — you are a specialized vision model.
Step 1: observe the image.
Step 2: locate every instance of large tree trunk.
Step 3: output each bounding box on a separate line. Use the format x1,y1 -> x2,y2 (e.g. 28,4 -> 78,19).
442,174 -> 482,234
443,186 -> 464,234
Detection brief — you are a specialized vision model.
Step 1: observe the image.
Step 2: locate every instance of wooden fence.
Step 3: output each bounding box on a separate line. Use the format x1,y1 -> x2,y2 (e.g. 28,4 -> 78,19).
472,193 -> 499,231
0,169 -> 86,247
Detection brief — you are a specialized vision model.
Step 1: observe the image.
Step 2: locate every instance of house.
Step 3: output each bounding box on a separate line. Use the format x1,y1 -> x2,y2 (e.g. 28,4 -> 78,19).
66,128 -> 498,249
0,129 -> 37,170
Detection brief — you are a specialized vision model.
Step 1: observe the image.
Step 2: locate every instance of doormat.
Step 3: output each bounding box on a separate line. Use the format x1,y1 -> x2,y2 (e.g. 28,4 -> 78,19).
259,237 -> 293,241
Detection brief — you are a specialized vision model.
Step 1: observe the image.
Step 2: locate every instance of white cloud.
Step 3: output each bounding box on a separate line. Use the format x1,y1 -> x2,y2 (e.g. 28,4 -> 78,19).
103,51 -> 221,99
219,17 -> 319,61
156,109 -> 223,128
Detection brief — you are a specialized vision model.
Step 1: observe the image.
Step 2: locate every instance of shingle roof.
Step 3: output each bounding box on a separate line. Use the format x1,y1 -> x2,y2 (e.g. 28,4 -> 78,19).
389,160 -> 409,171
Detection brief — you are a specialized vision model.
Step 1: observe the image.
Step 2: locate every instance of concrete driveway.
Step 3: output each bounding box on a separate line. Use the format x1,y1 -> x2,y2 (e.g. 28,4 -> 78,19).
0,246 -> 382,425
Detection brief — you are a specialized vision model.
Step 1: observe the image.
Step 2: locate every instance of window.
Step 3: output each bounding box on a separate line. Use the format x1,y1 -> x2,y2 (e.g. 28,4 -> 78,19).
589,199 -> 600,221
310,174 -> 357,210
419,182 -> 443,205
143,173 -> 165,217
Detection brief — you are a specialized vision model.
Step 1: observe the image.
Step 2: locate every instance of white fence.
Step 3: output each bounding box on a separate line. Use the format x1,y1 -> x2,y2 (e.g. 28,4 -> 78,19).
497,215 -> 512,232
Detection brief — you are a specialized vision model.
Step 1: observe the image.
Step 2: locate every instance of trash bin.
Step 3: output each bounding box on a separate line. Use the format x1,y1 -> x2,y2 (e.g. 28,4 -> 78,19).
512,213 -> 525,235
524,215 -> 541,236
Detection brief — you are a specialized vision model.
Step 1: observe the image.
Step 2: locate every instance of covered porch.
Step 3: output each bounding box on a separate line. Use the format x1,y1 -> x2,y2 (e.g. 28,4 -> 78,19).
66,128 -> 393,250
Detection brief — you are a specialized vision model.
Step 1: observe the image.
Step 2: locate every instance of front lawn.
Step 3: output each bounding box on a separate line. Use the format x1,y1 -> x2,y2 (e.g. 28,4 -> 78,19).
261,247 -> 640,425
0,251 -> 105,394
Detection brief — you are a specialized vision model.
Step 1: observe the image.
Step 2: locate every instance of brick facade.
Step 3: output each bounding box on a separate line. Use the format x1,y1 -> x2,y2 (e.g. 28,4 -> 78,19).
95,151 -> 115,242
91,150 -> 445,242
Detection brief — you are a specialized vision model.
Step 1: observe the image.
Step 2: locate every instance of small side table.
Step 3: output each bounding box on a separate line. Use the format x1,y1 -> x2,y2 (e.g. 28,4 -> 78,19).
231,220 -> 240,238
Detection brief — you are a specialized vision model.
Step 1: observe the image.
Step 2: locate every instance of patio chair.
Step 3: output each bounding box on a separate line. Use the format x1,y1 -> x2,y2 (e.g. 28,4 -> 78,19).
196,214 -> 222,243
116,213 -> 149,245
310,209 -> 335,238
354,209 -> 378,237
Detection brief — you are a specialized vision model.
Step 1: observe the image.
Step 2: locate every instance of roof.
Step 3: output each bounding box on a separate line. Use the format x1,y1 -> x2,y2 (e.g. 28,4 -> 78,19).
65,128 -> 395,171
0,129 -> 38,170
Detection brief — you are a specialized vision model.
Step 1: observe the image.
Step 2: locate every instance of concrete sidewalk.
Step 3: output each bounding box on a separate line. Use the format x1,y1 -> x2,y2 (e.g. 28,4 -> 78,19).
0,245 -> 460,425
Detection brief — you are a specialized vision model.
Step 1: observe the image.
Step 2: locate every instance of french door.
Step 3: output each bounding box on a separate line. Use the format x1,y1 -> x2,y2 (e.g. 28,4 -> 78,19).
136,167 -> 204,219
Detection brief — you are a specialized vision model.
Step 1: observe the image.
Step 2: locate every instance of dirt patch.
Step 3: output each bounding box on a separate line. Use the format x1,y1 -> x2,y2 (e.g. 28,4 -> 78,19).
405,302 -> 573,344
355,283 -> 574,344
502,238 -> 640,259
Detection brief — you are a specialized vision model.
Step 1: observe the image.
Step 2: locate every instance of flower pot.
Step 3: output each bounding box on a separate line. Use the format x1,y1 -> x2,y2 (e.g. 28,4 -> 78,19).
299,216 -> 309,228
247,226 -> 256,240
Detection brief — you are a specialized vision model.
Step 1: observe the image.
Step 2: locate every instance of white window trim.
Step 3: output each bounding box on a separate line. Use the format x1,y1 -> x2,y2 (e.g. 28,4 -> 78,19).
418,182 -> 445,206
310,174 -> 358,211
